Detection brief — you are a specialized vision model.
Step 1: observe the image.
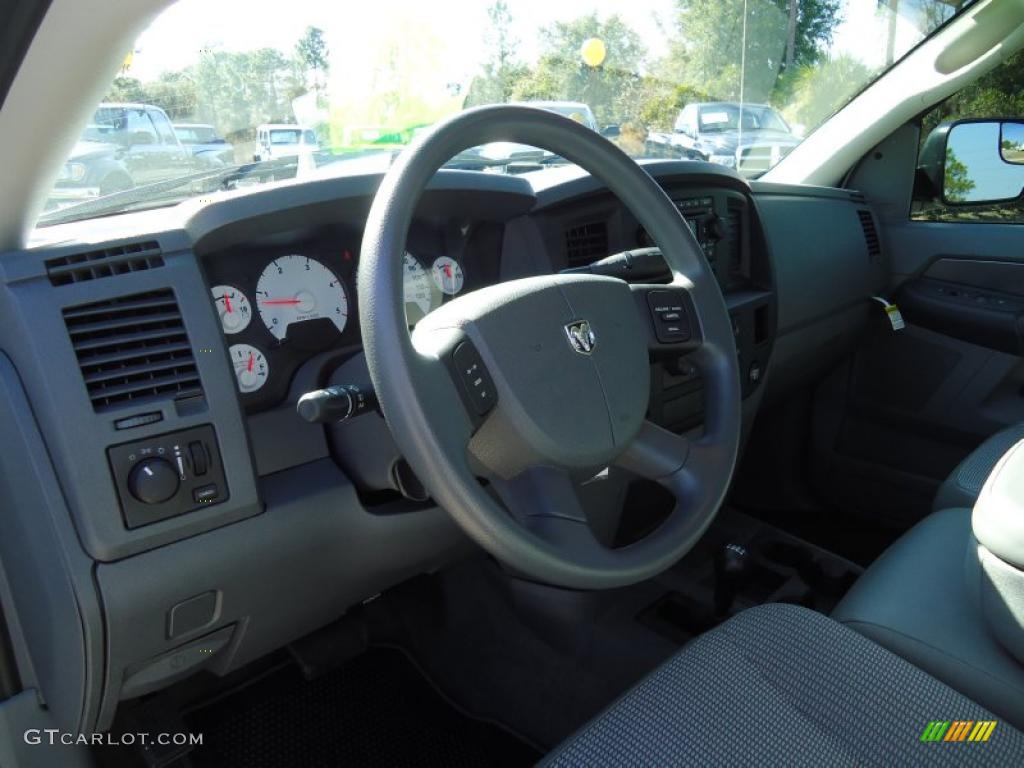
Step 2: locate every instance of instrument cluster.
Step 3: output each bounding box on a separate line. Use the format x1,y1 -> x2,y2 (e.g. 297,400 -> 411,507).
204,228 -> 473,411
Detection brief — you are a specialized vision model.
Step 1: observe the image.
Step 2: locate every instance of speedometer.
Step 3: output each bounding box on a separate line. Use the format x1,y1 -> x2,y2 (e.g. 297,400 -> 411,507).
256,255 -> 348,341
403,252 -> 439,324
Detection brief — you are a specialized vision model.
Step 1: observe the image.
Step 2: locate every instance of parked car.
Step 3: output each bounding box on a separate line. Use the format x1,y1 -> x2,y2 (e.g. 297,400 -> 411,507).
48,103 -> 197,205
672,101 -> 801,174
517,100 -> 599,131
253,124 -> 319,162
173,123 -> 234,165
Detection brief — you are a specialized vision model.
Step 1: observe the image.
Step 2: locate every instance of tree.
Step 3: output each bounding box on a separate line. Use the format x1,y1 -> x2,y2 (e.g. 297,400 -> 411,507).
780,54 -> 870,129
464,1 -> 529,107
510,13 -> 647,125
295,26 -> 329,101
943,147 -> 975,203
663,0 -> 840,104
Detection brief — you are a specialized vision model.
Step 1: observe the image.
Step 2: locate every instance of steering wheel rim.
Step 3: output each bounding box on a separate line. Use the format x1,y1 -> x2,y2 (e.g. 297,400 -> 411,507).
359,105 -> 741,590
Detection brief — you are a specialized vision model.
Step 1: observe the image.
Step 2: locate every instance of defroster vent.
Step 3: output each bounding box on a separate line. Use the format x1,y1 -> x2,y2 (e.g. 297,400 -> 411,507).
63,290 -> 203,412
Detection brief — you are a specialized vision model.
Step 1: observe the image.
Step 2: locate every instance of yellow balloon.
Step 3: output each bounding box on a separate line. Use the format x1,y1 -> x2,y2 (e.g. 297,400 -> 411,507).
580,37 -> 607,68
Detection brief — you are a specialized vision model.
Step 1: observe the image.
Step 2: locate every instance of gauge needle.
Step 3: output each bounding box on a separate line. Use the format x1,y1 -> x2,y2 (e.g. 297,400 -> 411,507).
443,264 -> 453,279
222,293 -> 233,313
247,352 -> 254,373
260,298 -> 302,306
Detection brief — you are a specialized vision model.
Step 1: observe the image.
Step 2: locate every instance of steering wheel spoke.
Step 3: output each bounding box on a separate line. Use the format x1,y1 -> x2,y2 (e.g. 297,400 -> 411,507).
491,466 -> 608,560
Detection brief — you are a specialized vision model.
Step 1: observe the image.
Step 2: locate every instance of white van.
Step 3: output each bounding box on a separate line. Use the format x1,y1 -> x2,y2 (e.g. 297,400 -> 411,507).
253,124 -> 319,162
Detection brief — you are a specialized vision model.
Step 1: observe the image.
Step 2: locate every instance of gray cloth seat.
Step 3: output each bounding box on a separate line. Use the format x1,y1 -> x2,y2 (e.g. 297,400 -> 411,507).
934,424 -> 1024,511
543,604 -> 1024,767
833,507 -> 1024,730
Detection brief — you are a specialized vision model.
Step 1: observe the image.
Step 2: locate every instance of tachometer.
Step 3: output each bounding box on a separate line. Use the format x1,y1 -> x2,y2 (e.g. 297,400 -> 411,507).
403,252 -> 439,324
210,284 -> 252,334
256,255 -> 348,341
431,256 -> 464,296
229,343 -> 269,393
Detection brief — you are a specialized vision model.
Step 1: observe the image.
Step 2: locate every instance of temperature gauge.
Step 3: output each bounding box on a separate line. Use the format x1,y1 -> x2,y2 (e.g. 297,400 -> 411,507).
431,256 -> 464,296
211,285 -> 252,334
229,343 -> 269,393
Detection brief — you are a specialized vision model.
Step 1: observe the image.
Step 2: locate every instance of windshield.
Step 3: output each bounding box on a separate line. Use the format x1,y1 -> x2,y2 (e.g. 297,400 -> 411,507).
39,0 -> 973,226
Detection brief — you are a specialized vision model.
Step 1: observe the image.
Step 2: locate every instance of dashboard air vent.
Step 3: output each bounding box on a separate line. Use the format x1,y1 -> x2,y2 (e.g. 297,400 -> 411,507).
565,220 -> 608,267
46,241 -> 163,286
856,210 -> 881,262
63,289 -> 203,412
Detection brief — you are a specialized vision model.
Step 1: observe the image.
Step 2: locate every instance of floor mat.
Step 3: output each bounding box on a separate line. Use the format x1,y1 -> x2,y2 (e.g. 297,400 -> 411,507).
185,647 -> 541,768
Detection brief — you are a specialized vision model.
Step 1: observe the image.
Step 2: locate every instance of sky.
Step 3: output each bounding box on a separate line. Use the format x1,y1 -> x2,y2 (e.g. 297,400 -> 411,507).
124,0 -> 955,104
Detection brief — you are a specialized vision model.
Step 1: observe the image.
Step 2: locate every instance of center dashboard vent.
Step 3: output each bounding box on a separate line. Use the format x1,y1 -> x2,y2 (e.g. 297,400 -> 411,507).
46,240 -> 163,286
565,220 -> 608,267
63,289 -> 203,412
856,209 -> 882,262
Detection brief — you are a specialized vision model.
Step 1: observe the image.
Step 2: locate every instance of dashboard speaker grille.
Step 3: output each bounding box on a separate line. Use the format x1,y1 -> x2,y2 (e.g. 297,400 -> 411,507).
45,241 -> 164,286
856,210 -> 881,262
63,289 -> 203,412
565,220 -> 608,267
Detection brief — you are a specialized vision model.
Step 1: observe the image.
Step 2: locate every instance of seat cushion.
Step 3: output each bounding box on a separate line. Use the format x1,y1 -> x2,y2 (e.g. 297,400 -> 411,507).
934,424 -> 1024,511
833,507 -> 1024,730
542,604 -> 1024,767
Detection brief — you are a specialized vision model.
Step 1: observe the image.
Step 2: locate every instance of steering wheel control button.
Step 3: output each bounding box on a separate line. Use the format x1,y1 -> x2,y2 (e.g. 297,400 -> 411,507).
107,424 -> 230,528
128,458 -> 180,505
647,290 -> 692,343
452,341 -> 496,416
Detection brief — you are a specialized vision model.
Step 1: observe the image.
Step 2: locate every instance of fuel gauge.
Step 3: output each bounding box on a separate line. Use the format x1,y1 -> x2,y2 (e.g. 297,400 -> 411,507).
229,343 -> 269,393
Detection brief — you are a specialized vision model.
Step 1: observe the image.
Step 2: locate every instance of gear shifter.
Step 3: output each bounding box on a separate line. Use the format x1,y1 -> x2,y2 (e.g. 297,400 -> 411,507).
714,542 -> 751,616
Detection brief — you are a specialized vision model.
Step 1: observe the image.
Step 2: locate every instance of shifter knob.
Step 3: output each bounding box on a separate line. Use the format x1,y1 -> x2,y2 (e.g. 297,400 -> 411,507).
714,542 -> 751,616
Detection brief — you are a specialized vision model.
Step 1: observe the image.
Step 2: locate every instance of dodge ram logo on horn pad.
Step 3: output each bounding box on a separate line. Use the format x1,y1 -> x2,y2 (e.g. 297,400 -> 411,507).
564,320 -> 596,355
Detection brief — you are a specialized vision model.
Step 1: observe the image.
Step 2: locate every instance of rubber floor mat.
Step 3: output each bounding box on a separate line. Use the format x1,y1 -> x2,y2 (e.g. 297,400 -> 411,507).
186,647 -> 541,768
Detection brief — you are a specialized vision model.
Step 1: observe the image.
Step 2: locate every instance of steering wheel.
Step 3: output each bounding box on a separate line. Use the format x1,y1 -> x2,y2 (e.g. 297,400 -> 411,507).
358,105 -> 741,590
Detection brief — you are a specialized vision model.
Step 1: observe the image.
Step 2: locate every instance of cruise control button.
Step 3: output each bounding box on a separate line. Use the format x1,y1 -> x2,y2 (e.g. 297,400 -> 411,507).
646,290 -> 691,344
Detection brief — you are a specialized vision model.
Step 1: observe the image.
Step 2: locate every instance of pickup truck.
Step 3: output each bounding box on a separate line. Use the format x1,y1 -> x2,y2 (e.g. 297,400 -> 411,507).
173,123 -> 235,166
48,103 -> 202,206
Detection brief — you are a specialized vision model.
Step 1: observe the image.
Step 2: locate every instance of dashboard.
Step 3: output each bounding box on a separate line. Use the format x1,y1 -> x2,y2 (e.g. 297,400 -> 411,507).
0,161 -> 887,736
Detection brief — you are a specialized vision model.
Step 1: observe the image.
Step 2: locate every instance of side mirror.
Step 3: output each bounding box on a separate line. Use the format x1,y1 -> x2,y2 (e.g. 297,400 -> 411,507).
919,119 -> 1024,205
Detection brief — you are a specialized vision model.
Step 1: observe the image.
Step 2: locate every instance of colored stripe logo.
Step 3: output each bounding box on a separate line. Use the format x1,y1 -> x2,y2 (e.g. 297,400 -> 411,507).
921,721 -> 997,742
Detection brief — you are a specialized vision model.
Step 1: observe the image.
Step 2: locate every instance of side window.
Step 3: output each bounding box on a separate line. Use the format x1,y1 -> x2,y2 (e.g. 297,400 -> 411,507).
148,110 -> 178,145
125,109 -> 158,145
912,51 -> 1024,223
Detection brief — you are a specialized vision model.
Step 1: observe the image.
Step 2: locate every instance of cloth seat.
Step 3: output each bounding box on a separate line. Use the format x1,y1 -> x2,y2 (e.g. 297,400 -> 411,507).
934,424 -> 1024,511
542,603 -> 1024,767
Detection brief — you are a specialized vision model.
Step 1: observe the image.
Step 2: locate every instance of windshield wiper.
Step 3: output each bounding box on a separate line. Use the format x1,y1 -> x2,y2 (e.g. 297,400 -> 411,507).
38,157 -> 302,227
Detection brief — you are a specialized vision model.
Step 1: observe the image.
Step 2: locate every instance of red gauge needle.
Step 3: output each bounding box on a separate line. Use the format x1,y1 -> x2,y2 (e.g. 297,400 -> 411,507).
222,293 -> 233,313
247,352 -> 254,373
260,298 -> 302,306
443,265 -> 453,279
